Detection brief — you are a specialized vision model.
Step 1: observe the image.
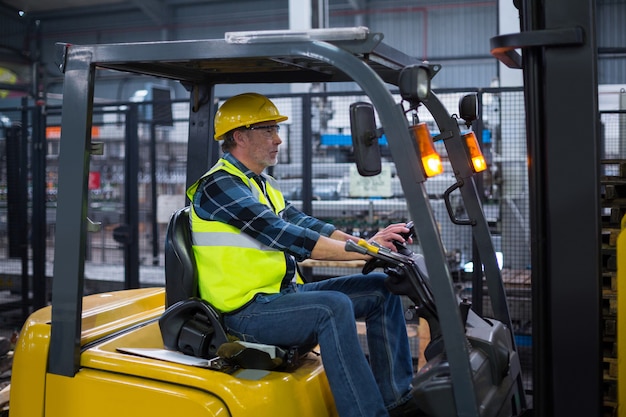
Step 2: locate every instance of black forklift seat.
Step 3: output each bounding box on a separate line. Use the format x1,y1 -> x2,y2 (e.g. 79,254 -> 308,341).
158,206 -> 300,368
159,206 -> 229,359
163,206 -> 198,308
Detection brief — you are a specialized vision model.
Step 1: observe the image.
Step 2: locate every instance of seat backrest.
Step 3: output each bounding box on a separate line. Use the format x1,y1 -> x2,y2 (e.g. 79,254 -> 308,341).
164,206 -> 198,308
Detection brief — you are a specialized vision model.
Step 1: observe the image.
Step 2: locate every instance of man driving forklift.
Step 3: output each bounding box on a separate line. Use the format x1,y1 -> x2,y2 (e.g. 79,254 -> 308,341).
186,92 -> 419,417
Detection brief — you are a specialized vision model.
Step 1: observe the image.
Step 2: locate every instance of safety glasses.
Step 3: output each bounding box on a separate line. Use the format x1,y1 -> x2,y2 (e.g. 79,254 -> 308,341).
246,124 -> 281,137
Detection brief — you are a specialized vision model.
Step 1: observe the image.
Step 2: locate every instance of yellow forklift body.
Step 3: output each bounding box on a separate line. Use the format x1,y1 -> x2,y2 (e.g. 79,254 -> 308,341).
11,288 -> 337,417
44,371 -> 228,416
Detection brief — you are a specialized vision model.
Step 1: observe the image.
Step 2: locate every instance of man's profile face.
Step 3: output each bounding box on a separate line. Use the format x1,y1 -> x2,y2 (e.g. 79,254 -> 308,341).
240,122 -> 283,171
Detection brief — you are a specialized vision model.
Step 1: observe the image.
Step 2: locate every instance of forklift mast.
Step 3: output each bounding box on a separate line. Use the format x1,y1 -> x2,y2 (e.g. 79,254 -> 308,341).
491,1 -> 601,416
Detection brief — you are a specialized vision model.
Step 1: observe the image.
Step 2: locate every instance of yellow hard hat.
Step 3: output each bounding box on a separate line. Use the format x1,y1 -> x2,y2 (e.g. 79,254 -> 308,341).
214,93 -> 288,140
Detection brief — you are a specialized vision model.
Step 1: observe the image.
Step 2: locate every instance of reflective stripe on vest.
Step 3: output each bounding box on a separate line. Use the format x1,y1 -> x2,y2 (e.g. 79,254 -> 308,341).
186,158 -> 295,312
192,231 -> 271,250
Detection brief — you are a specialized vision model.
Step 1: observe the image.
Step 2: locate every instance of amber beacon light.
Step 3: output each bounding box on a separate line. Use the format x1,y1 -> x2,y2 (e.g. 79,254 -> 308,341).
463,131 -> 487,173
411,122 -> 443,178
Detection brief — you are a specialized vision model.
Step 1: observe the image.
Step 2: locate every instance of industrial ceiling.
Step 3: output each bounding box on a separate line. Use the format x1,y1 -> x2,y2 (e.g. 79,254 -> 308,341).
0,0 -> 229,25
0,0 -> 127,13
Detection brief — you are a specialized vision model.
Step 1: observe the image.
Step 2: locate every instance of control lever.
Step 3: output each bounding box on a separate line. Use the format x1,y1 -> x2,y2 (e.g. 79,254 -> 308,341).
399,220 -> 415,240
345,239 -> 437,319
393,221 -> 415,255
344,239 -> 372,255
345,239 -> 410,265
345,239 -> 386,274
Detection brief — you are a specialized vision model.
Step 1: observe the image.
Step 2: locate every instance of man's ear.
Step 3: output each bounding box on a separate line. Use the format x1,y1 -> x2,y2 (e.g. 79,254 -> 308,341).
232,130 -> 248,148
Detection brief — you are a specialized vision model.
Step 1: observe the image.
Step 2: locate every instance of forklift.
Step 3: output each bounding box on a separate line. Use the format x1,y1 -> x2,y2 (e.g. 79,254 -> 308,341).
9,27 -> 526,416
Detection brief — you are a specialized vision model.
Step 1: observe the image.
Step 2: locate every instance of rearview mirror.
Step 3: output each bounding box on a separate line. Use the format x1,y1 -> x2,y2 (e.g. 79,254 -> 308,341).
350,102 -> 382,176
459,94 -> 479,128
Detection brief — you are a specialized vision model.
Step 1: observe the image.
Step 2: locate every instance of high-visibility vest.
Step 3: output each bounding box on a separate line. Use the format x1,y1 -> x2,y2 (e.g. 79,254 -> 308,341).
186,158 -> 297,312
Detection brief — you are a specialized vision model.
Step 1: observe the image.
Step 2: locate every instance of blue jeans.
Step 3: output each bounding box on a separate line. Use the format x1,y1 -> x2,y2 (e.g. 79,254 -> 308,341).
223,272 -> 414,417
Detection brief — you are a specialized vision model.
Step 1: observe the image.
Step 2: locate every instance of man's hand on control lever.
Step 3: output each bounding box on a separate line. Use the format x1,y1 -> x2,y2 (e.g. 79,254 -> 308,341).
323,222 -> 413,263
367,222 -> 414,252
358,221 -> 415,274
